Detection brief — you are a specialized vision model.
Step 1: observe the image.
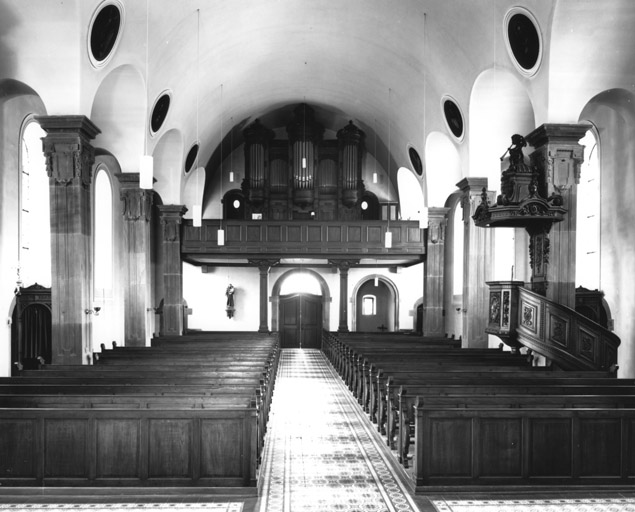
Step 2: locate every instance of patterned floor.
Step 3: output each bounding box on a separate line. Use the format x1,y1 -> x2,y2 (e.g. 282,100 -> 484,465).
0,505 -> 242,511
431,498 -> 635,512
258,349 -> 420,512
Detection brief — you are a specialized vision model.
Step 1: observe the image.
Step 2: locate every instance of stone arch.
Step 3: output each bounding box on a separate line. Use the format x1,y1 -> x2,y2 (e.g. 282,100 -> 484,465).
351,275 -> 399,332
271,269 -> 332,332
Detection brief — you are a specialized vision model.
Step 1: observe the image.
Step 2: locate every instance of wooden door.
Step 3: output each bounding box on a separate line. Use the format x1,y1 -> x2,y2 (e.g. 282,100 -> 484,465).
279,293 -> 322,348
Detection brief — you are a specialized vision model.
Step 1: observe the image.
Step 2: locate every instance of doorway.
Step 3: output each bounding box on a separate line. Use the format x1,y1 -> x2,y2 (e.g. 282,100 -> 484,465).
355,279 -> 395,332
279,293 -> 323,348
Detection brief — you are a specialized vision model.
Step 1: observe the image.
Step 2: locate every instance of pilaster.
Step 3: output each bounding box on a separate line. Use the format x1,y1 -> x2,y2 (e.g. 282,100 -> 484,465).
458,178 -> 495,348
526,124 -> 589,308
116,173 -> 154,346
157,205 -> 187,336
423,207 -> 449,337
249,259 -> 279,333
37,115 -> 101,365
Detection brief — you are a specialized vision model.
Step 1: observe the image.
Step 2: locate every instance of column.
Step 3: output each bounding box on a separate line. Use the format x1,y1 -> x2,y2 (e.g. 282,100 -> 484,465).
423,207 -> 449,337
37,115 -> 101,365
117,173 -> 153,346
157,205 -> 187,336
331,260 -> 358,333
458,178 -> 495,348
526,124 -> 589,308
249,259 -> 279,333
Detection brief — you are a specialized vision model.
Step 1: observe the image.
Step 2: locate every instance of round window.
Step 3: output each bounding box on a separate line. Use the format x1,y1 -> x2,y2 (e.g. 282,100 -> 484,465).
233,199 -> 241,209
505,8 -> 542,76
88,1 -> 123,67
361,201 -> 369,211
409,147 -> 423,176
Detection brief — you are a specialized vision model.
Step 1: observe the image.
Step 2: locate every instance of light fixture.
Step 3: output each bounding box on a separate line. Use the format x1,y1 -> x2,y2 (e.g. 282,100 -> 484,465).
218,83 -> 224,245
373,118 -> 378,183
419,206 -> 429,229
192,9 -> 202,227
229,117 -> 235,182
140,0 -> 153,189
384,89 -> 392,249
374,276 -> 379,287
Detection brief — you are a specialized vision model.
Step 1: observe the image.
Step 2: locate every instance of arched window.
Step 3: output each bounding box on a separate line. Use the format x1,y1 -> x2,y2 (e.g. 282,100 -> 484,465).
94,167 -> 113,301
576,128 -> 601,289
19,118 -> 50,287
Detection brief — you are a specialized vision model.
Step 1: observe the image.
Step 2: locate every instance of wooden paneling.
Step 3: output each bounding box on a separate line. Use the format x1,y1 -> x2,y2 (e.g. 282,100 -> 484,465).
428,418 -> 472,477
182,220 -> 425,257
45,419 -> 88,478
201,419 -> 242,477
579,418 -> 621,477
529,418 -> 572,477
148,419 -> 192,478
479,418 -> 522,477
95,419 -> 140,478
0,409 -> 256,487
0,419 -> 35,477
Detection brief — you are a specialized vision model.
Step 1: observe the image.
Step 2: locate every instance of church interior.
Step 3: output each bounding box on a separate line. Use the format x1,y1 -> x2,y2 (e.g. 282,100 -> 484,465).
2,1 -> 635,511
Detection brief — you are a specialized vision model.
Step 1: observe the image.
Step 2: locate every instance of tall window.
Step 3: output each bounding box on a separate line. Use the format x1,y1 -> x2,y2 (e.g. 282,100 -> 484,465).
576,129 -> 600,290
19,119 -> 50,287
94,168 -> 113,301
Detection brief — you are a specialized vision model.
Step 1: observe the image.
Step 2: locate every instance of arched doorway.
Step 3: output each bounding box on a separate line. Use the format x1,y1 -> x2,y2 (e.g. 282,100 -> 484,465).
10,284 -> 52,375
353,277 -> 397,332
273,270 -> 330,349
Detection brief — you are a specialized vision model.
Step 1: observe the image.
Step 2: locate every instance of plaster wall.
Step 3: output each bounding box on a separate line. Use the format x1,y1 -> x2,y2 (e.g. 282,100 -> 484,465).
183,262 -> 424,334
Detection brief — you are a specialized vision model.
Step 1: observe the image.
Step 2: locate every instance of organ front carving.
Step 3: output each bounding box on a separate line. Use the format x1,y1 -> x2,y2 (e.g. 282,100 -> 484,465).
240,104 -> 368,221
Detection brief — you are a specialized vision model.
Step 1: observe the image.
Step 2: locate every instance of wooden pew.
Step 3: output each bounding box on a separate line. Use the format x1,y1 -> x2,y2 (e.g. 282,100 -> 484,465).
411,404 -> 635,489
0,332 -> 280,489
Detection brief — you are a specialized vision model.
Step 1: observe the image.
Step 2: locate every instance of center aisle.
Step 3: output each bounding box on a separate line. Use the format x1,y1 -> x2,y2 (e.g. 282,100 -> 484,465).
257,349 -> 421,512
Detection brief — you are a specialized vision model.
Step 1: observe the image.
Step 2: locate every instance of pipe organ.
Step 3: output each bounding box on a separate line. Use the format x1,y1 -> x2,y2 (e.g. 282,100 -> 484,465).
241,104 -> 367,221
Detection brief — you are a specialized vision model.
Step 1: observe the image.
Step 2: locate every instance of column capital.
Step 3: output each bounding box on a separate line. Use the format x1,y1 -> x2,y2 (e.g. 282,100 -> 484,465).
525,123 -> 592,149
427,207 -> 450,245
249,259 -> 280,273
37,115 -> 101,189
116,173 -> 154,222
157,205 -> 188,242
329,259 -> 360,272
456,177 -> 489,194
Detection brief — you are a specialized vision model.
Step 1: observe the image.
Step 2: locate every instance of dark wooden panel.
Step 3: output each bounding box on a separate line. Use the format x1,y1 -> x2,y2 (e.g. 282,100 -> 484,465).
529,418 -> 571,476
548,312 -> 569,349
0,419 -> 35,477
327,225 -> 341,242
96,419 -> 140,478
407,226 -> 421,243
288,225 -> 302,242
201,419 -> 242,477
479,418 -> 522,477
579,418 -> 621,476
226,225 -> 241,242
267,225 -> 281,242
307,225 -> 322,242
348,226 -> 361,242
45,419 -> 88,478
629,419 -> 635,477
148,419 -> 192,478
429,418 -> 472,477
246,225 -> 261,242
365,225 -> 379,243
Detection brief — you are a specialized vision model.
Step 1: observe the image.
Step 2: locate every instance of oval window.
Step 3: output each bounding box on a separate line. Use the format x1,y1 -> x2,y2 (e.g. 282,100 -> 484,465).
89,2 -> 123,66
151,93 -> 171,134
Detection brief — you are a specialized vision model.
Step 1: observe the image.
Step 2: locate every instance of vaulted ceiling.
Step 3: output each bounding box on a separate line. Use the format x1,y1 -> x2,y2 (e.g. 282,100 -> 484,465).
2,0 -> 635,215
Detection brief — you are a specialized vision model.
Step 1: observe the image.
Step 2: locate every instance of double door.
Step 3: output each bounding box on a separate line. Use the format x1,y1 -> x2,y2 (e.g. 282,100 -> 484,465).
279,293 -> 322,349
